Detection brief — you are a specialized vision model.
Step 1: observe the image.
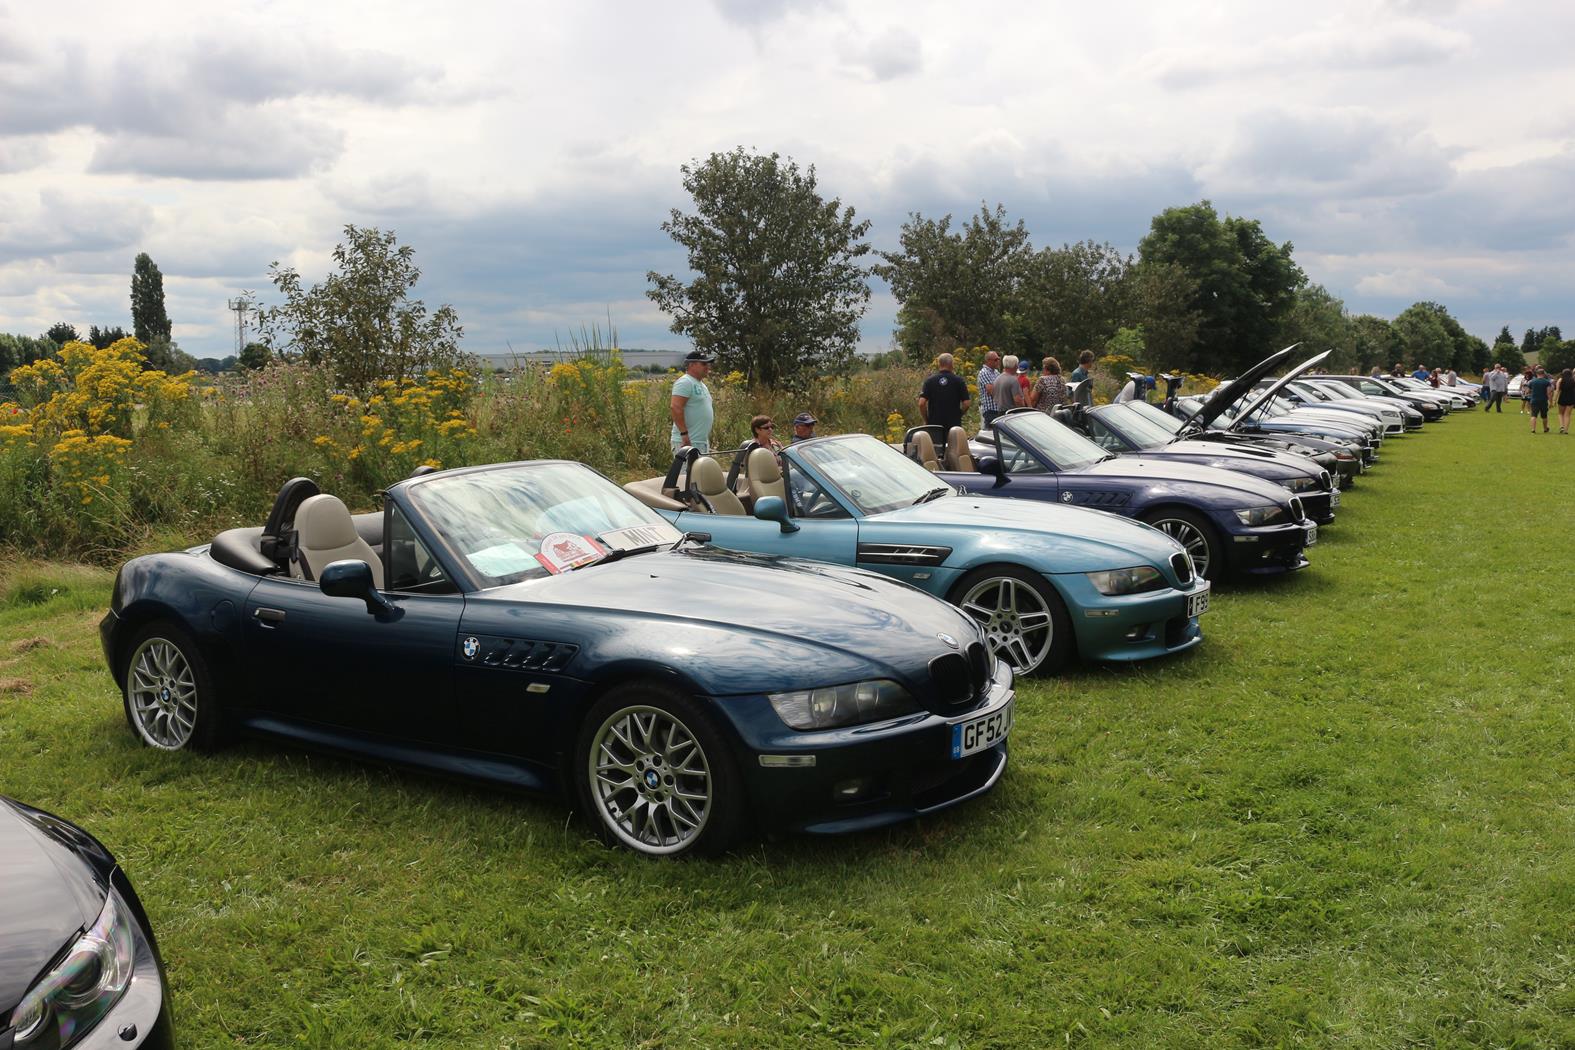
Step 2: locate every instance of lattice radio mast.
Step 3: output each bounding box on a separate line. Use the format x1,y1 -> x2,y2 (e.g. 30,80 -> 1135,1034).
226,295 -> 254,355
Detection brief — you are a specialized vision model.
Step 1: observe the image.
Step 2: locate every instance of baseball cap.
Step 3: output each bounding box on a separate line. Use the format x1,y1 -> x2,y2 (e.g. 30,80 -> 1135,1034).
792,412 -> 817,426
1016,361 -> 1030,373
683,349 -> 715,363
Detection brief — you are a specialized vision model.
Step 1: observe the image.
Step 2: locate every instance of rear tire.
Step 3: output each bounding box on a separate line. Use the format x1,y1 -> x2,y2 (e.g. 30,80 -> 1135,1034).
574,684 -> 744,857
121,621 -> 227,751
1141,507 -> 1223,582
948,565 -> 1073,677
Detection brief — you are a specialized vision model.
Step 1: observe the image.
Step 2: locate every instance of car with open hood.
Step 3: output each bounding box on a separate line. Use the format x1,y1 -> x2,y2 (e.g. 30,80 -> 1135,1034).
1039,393 -> 1341,525
936,410 -> 1317,583
102,462 -> 1015,856
0,797 -> 174,1049
1134,391 -> 1363,487
625,434 -> 1211,677
1178,349 -> 1386,453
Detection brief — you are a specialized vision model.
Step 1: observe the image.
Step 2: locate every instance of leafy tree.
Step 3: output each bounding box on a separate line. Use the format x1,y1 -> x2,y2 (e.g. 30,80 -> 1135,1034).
1391,303 -> 1455,371
1539,337 -> 1575,375
0,334 -> 57,384
1350,314 -> 1399,373
193,356 -> 238,373
1010,240 -> 1134,363
257,225 -> 467,396
237,341 -> 271,371
1277,284 -> 1354,372
1127,260 -> 1201,369
1137,201 -> 1305,375
143,336 -> 195,373
874,203 -> 1032,363
647,149 -> 873,386
87,325 -> 128,350
1492,326 -> 1525,373
43,322 -> 79,345
130,253 -> 172,343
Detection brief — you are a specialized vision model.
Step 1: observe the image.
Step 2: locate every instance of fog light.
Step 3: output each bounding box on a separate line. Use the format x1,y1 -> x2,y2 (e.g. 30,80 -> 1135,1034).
1124,624 -> 1149,641
833,777 -> 872,802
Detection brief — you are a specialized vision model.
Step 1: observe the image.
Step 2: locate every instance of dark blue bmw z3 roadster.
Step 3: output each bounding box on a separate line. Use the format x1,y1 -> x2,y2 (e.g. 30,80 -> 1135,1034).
100,461 -> 1014,856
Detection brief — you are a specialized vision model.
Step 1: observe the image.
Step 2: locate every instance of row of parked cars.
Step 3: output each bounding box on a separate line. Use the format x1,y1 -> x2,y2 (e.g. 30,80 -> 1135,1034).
4,348 -> 1472,1045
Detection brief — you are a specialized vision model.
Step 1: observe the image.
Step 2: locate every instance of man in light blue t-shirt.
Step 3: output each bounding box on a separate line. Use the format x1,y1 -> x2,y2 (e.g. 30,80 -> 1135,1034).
670,349 -> 715,452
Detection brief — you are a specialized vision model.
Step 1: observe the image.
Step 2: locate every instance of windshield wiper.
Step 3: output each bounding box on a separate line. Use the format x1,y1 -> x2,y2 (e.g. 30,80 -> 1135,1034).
912,486 -> 951,505
669,530 -> 711,551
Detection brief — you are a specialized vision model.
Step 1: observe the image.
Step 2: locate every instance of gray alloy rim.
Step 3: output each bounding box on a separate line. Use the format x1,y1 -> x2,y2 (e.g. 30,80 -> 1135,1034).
1153,519 -> 1212,578
958,576 -> 1054,673
588,705 -> 712,855
127,638 -> 198,750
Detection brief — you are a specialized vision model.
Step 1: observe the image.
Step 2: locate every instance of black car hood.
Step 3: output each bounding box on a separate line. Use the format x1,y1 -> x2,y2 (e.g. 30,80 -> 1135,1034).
1182,345 -> 1298,431
1231,350 -> 1333,427
0,799 -> 110,1014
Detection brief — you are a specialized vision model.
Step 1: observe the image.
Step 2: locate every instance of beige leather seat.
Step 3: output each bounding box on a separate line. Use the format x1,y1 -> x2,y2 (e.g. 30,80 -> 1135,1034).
909,431 -> 940,472
946,427 -> 975,472
692,457 -> 746,515
293,494 -> 384,587
746,447 -> 786,503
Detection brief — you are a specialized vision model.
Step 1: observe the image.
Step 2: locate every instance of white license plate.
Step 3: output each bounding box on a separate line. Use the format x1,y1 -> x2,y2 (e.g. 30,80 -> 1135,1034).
951,699 -> 1013,759
1330,488 -> 1342,507
1304,523 -> 1318,546
1186,584 -> 1210,618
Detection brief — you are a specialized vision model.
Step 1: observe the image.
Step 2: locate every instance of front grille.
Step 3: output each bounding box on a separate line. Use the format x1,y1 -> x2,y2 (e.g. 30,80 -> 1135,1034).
930,641 -> 991,709
965,641 -> 990,687
1289,496 -> 1305,521
1170,552 -> 1193,585
1318,470 -> 1331,490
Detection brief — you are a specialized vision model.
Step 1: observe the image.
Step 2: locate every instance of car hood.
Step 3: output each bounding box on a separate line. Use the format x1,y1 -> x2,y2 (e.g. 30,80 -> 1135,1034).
1181,345 -> 1298,431
0,800 -> 110,1014
473,547 -> 980,695
1080,455 -> 1295,505
1233,350 -> 1334,424
1147,440 -> 1314,480
870,494 -> 1185,568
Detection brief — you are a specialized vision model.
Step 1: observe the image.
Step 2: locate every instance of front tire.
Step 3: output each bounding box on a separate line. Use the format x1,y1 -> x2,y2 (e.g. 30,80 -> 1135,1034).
575,685 -> 744,857
949,565 -> 1073,676
122,621 -> 226,751
1141,507 -> 1223,582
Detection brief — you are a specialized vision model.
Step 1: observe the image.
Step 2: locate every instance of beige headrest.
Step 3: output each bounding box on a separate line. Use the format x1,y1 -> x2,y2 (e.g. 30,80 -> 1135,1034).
948,427 -> 972,459
296,494 -> 358,548
692,456 -> 728,495
911,431 -> 938,463
748,447 -> 781,484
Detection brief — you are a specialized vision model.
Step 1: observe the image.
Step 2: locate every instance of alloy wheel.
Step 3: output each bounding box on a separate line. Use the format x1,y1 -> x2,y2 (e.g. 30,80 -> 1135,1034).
588,706 -> 712,855
1152,519 -> 1212,578
958,575 -> 1055,673
127,637 -> 199,750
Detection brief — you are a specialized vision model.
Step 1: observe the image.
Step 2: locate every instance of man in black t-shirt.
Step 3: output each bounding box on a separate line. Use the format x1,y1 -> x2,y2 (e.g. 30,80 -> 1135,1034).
919,353 -> 971,434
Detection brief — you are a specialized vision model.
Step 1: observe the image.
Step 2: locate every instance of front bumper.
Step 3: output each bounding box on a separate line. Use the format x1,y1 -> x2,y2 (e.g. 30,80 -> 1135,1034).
1298,487 -> 1340,525
724,660 -> 1015,834
1053,573 -> 1207,663
1218,517 -> 1313,576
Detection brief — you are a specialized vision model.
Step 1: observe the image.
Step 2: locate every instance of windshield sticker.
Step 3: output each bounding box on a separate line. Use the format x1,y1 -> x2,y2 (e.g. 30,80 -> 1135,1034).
535,532 -> 608,574
468,542 -> 539,578
601,523 -> 680,551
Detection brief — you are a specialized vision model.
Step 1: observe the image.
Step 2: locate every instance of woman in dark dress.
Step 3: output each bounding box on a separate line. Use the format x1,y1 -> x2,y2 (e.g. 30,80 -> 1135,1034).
1556,368 -> 1575,434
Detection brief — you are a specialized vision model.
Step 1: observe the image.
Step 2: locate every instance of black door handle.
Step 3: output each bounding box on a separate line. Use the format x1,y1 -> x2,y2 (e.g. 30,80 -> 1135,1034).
254,607 -> 286,625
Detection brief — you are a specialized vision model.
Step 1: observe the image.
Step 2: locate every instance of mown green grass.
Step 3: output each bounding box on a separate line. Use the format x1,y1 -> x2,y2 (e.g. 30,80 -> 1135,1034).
2,409 -> 1573,1048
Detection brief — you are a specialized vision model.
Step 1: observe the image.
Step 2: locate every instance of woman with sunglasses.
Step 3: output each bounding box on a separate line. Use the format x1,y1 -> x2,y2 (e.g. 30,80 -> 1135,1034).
751,414 -> 785,462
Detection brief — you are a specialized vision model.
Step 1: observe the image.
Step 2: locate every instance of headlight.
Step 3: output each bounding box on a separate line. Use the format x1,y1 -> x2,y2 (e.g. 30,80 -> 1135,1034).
1284,477 -> 1317,492
1086,565 -> 1164,596
768,679 -> 919,730
10,890 -> 136,1048
1235,505 -> 1288,526
1333,450 -> 1355,460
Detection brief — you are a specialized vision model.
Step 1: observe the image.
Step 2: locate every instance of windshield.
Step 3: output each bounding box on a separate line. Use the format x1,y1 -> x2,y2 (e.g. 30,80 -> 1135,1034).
1125,401 -> 1186,435
1099,404 -> 1182,447
795,434 -> 950,515
997,411 -> 1108,470
405,463 -> 680,586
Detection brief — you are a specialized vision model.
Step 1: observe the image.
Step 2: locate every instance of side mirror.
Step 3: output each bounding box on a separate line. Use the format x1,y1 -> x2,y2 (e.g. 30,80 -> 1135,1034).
752,496 -> 799,534
976,457 -> 1008,488
320,560 -> 397,616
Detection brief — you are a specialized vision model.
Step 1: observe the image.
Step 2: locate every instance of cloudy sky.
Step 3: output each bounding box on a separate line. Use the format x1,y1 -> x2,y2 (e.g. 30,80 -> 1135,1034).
1,0 -> 1570,359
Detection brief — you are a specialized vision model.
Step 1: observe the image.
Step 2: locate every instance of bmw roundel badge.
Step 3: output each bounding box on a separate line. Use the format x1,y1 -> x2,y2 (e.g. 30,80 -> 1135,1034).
462,636 -> 480,660
1060,491 -> 1075,503
937,632 -> 959,649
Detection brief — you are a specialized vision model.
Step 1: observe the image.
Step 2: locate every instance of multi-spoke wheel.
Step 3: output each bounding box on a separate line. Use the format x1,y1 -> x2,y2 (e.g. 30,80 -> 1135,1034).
949,565 -> 1072,676
576,687 -> 742,857
1140,507 -> 1222,582
121,622 -> 225,751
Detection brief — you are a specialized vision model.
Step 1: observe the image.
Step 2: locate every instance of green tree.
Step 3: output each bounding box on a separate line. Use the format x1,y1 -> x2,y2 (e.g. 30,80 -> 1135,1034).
0,333 -> 57,385
647,149 -> 872,387
43,322 -> 78,345
257,225 -> 467,396
237,341 -> 271,370
1010,240 -> 1133,363
130,253 -> 172,343
1539,337 -> 1575,375
874,203 -> 1032,363
1137,201 -> 1305,375
1492,326 -> 1525,373
1391,303 -> 1454,371
1277,284 -> 1354,372
87,324 -> 128,349
1351,314 -> 1399,373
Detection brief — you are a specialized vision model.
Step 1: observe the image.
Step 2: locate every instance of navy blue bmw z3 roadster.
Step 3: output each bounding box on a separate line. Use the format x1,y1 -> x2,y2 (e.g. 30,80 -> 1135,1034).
100,461 -> 1014,856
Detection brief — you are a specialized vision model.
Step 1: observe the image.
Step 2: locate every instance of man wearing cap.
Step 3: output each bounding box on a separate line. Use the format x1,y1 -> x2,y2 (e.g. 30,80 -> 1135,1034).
919,352 -> 971,434
789,413 -> 817,443
670,349 -> 715,452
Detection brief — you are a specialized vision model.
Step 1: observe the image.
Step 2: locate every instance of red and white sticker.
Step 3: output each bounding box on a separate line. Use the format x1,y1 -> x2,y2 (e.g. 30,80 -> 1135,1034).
535,533 -> 608,574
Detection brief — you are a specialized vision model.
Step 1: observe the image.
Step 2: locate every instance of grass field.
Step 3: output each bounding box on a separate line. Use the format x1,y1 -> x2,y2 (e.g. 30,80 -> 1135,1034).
3,406 -> 1573,1048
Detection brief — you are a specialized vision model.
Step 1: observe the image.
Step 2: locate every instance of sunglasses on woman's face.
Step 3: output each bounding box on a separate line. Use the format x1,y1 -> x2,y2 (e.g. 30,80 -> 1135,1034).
757,423 -> 774,430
